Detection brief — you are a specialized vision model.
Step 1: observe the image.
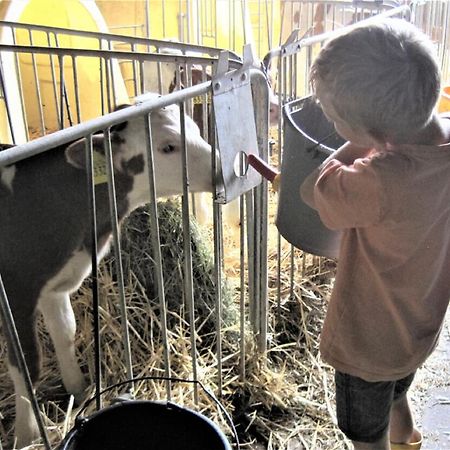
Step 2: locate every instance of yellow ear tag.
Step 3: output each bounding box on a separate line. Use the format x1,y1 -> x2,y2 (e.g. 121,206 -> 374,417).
193,92 -> 211,105
93,151 -> 108,185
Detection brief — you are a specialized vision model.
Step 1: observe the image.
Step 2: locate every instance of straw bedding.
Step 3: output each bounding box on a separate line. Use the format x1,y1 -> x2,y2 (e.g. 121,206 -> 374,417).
0,194 -> 351,449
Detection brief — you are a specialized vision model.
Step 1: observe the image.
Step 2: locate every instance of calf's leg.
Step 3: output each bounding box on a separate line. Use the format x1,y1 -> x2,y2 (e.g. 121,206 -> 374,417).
38,292 -> 87,403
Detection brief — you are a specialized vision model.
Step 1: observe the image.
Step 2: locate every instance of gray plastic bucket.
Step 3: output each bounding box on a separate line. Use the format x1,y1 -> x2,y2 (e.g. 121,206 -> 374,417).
59,400 -> 232,450
277,96 -> 345,259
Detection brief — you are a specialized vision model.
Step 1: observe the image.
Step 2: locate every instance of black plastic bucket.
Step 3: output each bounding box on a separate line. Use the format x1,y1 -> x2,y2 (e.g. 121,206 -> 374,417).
59,400 -> 232,450
276,96 -> 345,259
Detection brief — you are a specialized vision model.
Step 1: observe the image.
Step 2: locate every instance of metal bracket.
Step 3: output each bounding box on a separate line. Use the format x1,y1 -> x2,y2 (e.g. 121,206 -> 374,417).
212,45 -> 262,204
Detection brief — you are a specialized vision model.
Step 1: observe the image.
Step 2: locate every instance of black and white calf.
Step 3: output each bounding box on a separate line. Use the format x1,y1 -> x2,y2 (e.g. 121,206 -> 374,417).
0,98 -> 214,448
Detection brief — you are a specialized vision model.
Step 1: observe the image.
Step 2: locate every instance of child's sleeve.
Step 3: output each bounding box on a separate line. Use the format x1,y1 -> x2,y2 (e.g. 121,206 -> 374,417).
313,156 -> 384,230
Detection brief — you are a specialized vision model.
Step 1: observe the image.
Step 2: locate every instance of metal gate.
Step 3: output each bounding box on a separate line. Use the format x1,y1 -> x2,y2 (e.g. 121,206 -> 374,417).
1,1 -> 450,448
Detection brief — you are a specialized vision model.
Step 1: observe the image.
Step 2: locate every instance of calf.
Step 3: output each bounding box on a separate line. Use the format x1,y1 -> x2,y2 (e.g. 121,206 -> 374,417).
0,97 -> 214,448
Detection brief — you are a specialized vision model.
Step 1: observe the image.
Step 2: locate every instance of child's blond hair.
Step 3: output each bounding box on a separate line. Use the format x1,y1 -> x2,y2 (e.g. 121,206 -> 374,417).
310,18 -> 440,143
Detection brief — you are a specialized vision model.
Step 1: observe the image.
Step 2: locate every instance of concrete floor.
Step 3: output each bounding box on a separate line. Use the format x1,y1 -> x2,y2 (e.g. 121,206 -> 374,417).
412,310 -> 450,450
422,387 -> 450,449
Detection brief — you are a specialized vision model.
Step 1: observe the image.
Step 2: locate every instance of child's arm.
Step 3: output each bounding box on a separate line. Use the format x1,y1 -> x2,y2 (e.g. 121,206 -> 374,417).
300,141 -> 372,209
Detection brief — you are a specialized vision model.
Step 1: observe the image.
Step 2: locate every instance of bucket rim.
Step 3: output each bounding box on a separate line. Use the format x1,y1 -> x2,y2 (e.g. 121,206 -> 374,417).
74,375 -> 239,448
75,399 -> 228,433
282,95 -> 336,155
62,400 -> 233,450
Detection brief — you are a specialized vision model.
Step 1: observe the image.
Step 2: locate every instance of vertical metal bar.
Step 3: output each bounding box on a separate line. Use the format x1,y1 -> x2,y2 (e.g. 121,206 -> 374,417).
0,58 -> 16,144
144,113 -> 172,399
59,55 -> 65,129
0,276 -> 51,450
246,190 -> 256,327
306,45 -> 312,95
178,0 -> 183,41
253,188 -> 262,340
232,0 -> 236,50
48,33 -> 61,129
212,201 -> 224,396
145,0 -> 151,38
258,0 -> 262,56
131,43 -> 139,98
258,188 -> 269,354
239,195 -> 246,382
139,59 -> 145,96
241,0 -> 248,44
253,73 -> 269,353
196,0 -> 201,44
156,49 -> 164,94
200,0 -> 205,45
105,57 -> 112,113
283,53 -> 288,103
279,0 -> 285,46
72,56 -> 82,124
179,102 -> 199,403
11,31 -> 29,141
99,41 -> 106,116
293,48 -> 298,98
84,134 -> 102,410
266,0 -> 273,53
186,63 -> 194,118
53,34 -> 73,128
290,0 -> 294,37
107,41 -> 117,110
332,2 -> 337,32
29,30 -> 46,135
276,55 -> 283,312
201,67 -> 208,138
186,0 -> 191,43
103,128 -> 134,389
210,112 -> 223,396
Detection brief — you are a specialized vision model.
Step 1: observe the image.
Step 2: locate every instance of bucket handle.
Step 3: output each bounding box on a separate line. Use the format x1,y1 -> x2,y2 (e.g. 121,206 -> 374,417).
75,376 -> 240,449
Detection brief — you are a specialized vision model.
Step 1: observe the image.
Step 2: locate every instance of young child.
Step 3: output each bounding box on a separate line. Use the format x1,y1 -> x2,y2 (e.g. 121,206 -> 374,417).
300,18 -> 450,450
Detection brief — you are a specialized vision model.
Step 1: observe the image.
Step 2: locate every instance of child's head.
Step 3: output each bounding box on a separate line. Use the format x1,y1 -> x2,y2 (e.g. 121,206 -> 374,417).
310,18 -> 441,145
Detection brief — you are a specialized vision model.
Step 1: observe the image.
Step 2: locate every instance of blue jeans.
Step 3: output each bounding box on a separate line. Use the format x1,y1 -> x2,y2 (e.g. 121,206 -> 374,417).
335,370 -> 416,442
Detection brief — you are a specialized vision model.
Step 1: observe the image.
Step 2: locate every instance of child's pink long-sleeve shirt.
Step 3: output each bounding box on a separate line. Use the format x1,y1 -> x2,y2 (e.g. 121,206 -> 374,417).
313,142 -> 450,381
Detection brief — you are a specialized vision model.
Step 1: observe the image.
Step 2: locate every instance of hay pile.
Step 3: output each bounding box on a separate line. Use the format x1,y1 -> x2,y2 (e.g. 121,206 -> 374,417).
0,196 -> 349,449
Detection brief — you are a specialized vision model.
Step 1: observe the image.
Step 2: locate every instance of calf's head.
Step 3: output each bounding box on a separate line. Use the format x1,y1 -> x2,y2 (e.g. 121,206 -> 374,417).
66,101 -> 214,209
114,102 -> 214,203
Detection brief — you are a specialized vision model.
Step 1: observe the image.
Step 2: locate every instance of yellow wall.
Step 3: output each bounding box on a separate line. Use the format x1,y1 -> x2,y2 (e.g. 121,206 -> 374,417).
18,0 -> 103,133
96,0 -> 280,59
1,0 -> 129,137
96,0 -> 149,38
0,0 -> 283,141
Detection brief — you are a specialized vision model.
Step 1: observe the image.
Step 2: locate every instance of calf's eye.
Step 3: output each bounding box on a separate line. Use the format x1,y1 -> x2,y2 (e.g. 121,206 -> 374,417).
162,144 -> 176,154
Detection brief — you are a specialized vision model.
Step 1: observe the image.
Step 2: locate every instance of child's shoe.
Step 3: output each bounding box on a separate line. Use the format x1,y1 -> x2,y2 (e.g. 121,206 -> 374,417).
390,434 -> 422,449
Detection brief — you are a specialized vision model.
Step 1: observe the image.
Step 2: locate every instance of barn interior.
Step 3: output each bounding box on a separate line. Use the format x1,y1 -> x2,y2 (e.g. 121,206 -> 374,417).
0,1 -> 449,449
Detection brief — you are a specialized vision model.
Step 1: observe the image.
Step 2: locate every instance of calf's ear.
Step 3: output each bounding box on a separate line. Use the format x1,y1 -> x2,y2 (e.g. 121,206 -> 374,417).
65,135 -> 104,170
65,138 -> 87,169
111,104 -> 130,132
